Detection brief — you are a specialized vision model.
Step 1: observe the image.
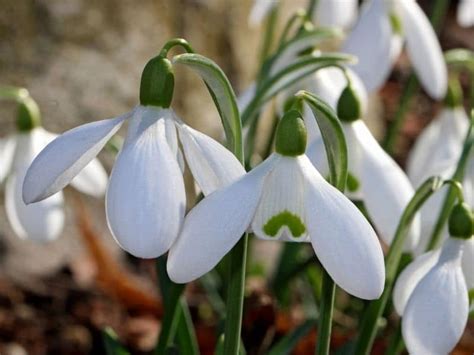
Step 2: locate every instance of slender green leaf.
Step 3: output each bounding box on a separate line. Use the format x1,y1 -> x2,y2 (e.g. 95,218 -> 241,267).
173,53 -> 243,161
267,319 -> 316,355
103,328 -> 130,355
354,176 -> 444,354
295,90 -> 348,190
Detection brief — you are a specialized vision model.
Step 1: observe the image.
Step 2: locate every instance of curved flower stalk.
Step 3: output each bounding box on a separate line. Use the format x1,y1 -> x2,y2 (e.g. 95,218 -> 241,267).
22,44 -> 245,259
168,110 -> 385,300
307,82 -> 420,250
457,0 -> 474,28
343,0 -> 447,99
0,89 -> 107,242
313,0 -> 358,30
393,202 -> 473,354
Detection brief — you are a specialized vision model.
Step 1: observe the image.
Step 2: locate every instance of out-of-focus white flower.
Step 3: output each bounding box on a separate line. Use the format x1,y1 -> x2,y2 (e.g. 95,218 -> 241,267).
248,0 -> 279,27
314,0 -> 358,30
307,113 -> 419,251
23,106 -> 244,258
168,110 -> 385,299
393,237 -> 470,354
457,0 -> 474,28
343,0 -> 447,99
0,93 -> 107,242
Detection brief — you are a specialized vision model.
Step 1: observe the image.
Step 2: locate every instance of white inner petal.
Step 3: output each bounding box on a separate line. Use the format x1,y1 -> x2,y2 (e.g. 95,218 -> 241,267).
252,156 -> 308,242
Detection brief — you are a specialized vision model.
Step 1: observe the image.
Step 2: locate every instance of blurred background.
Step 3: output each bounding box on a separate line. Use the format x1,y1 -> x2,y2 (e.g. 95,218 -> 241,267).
0,0 -> 473,354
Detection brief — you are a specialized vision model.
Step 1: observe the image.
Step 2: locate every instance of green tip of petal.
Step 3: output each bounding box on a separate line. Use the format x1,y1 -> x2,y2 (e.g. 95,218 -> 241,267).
337,84 -> 361,122
275,110 -> 307,156
16,95 -> 41,132
444,79 -> 463,108
389,13 -> 403,35
139,55 -> 174,108
449,202 -> 473,239
263,210 -> 306,238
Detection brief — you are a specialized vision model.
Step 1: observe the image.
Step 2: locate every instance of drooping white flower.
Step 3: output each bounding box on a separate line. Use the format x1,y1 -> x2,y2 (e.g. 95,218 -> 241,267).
343,0 -> 447,99
457,0 -> 474,28
23,106 -> 244,258
0,93 -> 107,242
168,110 -> 385,299
248,0 -> 279,27
394,237 -> 470,354
307,103 -> 419,251
314,0 -> 358,30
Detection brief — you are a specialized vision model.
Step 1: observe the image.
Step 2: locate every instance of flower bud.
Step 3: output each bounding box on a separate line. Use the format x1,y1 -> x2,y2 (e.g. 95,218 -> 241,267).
444,79 -> 463,108
275,110 -> 307,156
337,84 -> 361,122
16,95 -> 41,132
139,55 -> 174,108
449,202 -> 473,240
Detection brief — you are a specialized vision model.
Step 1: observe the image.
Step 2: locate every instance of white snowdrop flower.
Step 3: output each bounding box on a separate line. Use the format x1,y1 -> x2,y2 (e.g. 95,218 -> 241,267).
168,110 -> 385,299
394,202 -> 473,354
342,0 -> 447,99
248,0 -> 279,27
457,0 -> 474,28
0,91 -> 107,242
307,83 -> 419,250
22,55 -> 245,259
314,0 -> 358,30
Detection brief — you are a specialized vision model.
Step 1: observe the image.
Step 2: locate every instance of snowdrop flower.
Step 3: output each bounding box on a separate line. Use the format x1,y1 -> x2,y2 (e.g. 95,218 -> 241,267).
393,202 -> 473,354
343,0 -> 447,99
407,82 -> 471,253
0,90 -> 107,242
307,83 -> 419,250
457,0 -> 474,28
168,110 -> 385,299
248,0 -> 279,27
22,53 -> 244,258
314,0 -> 358,30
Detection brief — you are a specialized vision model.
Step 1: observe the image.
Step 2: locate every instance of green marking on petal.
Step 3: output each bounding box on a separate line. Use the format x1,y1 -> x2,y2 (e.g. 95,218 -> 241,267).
263,210 -> 306,238
389,13 -> 403,35
346,172 -> 360,192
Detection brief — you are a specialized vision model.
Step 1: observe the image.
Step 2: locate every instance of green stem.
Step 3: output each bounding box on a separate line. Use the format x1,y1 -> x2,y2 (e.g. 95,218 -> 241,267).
259,7 -> 279,66
354,177 -> 444,354
382,0 -> 450,154
306,0 -> 319,19
223,235 -> 249,355
385,325 -> 404,355
315,271 -> 335,355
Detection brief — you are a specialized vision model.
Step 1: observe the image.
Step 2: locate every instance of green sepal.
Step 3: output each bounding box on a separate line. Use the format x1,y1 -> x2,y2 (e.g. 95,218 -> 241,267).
16,95 -> 41,132
444,78 -> 463,108
275,109 -> 307,156
139,55 -> 174,108
337,84 -> 361,122
449,202 -> 473,239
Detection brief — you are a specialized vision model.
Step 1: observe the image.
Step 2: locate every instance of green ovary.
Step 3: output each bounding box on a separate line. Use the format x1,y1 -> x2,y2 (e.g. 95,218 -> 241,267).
263,211 -> 306,238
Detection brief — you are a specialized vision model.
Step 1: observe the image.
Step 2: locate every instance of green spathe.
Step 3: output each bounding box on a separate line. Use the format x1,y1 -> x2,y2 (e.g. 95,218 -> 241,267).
275,110 -> 307,156
444,78 -> 463,108
17,96 -> 41,132
139,56 -> 174,108
448,202 -> 473,239
263,210 -> 306,238
337,84 -> 361,122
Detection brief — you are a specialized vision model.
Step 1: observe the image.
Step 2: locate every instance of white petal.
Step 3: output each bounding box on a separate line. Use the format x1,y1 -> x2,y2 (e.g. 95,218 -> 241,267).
398,0 -> 448,99
342,0 -> 395,92
0,135 -> 16,184
6,129 -> 64,242
402,238 -> 468,354
164,114 -> 185,173
177,123 -> 245,196
69,158 -> 108,197
457,0 -> 474,27
248,0 -> 278,27
392,249 -> 440,315
462,237 -> 474,290
314,0 -> 358,29
306,135 -> 329,179
351,121 -> 419,251
23,111 -> 130,204
167,155 -> 277,283
252,156 -> 309,242
106,109 -> 186,259
300,155 -> 385,299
